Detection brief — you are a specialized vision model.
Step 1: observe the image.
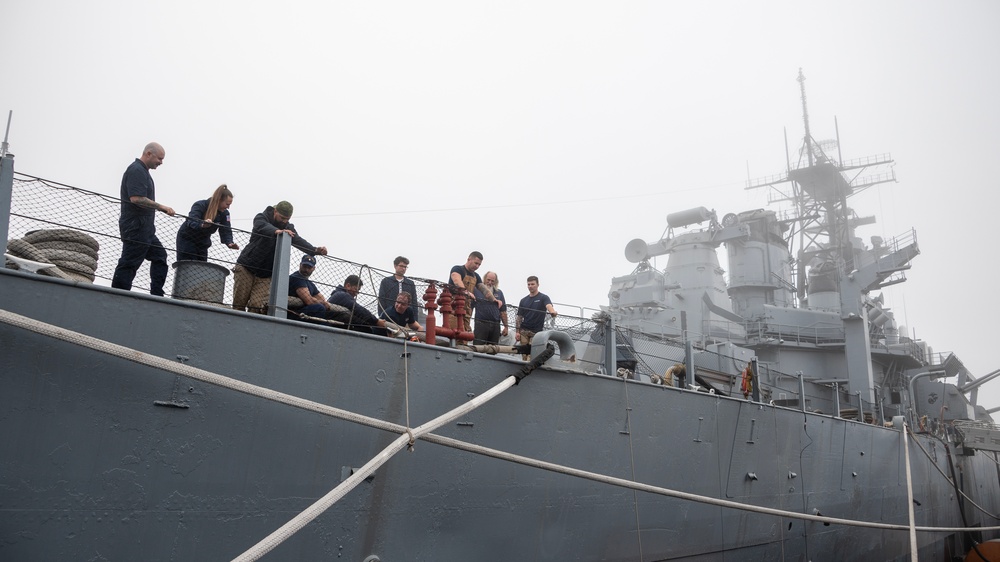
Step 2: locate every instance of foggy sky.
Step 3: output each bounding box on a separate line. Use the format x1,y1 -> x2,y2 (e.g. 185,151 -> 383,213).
4,1 -> 1000,405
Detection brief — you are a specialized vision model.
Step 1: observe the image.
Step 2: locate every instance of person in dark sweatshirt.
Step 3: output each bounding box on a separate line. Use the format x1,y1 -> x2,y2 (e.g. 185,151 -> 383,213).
175,184 -> 239,261
232,200 -> 327,314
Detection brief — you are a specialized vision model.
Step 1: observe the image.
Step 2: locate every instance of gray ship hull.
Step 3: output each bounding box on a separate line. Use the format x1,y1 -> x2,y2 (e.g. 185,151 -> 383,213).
2,269 -> 997,561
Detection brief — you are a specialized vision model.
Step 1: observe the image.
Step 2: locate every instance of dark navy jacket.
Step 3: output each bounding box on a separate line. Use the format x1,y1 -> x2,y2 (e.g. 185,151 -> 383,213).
177,199 -> 234,251
236,206 -> 318,278
329,285 -> 380,327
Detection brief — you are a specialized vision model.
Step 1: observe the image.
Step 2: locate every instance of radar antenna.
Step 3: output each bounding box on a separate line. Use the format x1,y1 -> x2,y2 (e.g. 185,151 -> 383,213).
799,69 -> 814,168
745,71 -> 897,303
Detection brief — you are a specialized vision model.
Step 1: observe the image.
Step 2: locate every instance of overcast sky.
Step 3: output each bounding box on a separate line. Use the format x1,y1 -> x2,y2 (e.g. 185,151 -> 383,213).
5,1 -> 1000,406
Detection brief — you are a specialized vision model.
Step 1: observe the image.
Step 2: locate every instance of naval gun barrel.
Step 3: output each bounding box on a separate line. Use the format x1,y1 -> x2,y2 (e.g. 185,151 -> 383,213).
960,368 -> 1000,394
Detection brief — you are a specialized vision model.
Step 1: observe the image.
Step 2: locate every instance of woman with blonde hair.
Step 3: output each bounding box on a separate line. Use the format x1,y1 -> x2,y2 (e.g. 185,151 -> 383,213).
176,184 -> 239,261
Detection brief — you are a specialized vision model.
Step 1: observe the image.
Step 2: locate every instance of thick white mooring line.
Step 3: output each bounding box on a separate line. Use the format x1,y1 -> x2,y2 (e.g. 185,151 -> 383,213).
3,307 -> 1000,559
903,422 -> 919,561
233,375 -> 519,561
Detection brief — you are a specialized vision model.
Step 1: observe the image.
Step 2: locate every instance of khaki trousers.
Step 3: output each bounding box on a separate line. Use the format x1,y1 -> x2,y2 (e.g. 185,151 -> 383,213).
232,264 -> 272,315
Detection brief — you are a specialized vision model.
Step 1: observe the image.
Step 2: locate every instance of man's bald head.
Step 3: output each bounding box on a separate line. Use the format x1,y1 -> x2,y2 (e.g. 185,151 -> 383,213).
141,142 -> 165,169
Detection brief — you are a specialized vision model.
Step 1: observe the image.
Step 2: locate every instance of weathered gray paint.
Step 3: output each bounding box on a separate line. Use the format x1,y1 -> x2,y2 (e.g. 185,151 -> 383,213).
268,232 -> 291,318
2,269 -> 998,561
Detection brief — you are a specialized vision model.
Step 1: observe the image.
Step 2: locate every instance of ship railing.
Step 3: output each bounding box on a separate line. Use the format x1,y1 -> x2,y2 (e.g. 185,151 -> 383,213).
869,338 -> 927,363
839,152 -> 894,170
0,173 -> 933,404
878,227 -> 917,254
749,319 -> 930,365
4,173 -> 402,312
926,350 -> 957,367
763,366 -> 892,423
784,152 -> 893,172
838,392 -> 883,424
852,171 -> 896,190
744,320 -> 846,345
5,173 -> 631,357
745,172 -> 789,189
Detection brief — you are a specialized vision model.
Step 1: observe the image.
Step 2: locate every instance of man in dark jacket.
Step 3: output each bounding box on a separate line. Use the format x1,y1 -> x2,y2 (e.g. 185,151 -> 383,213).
377,256 -> 418,317
232,201 -> 327,314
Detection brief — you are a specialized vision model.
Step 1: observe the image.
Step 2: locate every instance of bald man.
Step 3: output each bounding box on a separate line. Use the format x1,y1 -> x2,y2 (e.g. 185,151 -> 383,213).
111,142 -> 176,296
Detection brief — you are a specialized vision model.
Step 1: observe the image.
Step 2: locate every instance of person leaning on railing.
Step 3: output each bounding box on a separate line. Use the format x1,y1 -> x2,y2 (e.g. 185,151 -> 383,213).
232,201 -> 327,314
175,184 -> 239,262
515,275 -> 557,359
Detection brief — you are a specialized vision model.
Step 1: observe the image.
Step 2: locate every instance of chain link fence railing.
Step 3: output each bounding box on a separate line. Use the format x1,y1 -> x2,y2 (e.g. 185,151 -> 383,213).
4,173 -> 612,352
8,172 -> 889,414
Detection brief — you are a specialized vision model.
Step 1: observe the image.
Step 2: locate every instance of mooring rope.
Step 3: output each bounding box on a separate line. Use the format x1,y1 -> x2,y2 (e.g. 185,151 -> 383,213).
234,367 -> 529,561
3,308 -> 1000,542
903,422 -> 919,560
404,337 -> 412,447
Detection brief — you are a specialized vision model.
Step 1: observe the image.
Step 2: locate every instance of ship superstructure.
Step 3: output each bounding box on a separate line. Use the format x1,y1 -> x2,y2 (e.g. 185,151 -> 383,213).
605,71 -> 983,429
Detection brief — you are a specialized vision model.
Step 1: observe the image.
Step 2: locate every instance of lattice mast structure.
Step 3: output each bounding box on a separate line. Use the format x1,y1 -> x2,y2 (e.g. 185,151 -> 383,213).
746,69 -> 897,306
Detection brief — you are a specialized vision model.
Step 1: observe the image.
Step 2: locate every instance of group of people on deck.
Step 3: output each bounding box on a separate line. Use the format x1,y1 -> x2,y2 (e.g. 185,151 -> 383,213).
111,142 -> 557,350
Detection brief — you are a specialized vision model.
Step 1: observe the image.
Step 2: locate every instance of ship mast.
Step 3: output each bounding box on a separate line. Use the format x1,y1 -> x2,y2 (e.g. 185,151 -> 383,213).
745,71 -> 912,405
747,71 -> 898,305
799,69 -> 814,168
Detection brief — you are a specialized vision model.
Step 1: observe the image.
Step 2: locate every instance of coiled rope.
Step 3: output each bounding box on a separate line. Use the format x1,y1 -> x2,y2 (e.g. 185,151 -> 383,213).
2,308 -> 1000,548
